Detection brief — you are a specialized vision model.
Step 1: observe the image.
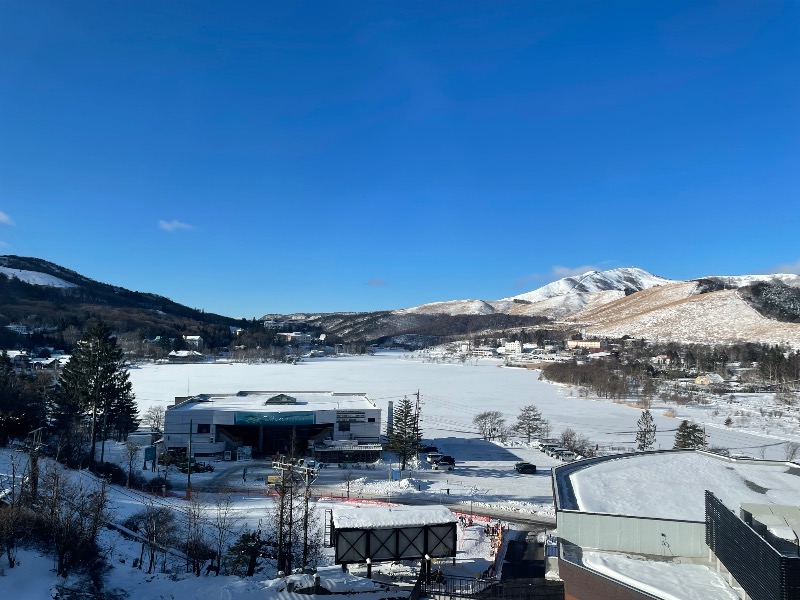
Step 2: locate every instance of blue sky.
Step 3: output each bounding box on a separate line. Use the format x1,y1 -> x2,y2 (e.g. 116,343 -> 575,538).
1,1 -> 798,317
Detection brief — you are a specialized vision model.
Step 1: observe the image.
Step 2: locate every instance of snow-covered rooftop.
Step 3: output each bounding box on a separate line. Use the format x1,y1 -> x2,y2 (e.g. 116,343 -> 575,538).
169,390 -> 376,412
560,450 -> 800,521
332,504 -> 457,529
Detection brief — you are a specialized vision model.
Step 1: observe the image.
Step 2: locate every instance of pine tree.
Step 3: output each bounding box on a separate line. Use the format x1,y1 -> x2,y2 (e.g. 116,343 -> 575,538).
386,396 -> 421,470
109,391 -> 139,442
673,420 -> 704,449
512,404 -> 546,443
635,409 -> 657,451
59,321 -> 137,470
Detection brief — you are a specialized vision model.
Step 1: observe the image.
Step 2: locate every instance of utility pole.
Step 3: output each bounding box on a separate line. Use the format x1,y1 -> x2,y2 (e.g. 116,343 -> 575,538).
302,464 -> 317,571
187,420 -> 192,499
414,390 -> 422,463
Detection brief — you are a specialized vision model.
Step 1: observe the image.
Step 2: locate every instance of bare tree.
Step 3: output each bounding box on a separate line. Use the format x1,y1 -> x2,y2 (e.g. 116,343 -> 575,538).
0,452 -> 30,568
124,441 -> 139,487
340,469 -> 355,499
142,405 -> 166,434
559,427 -> 595,457
183,494 -> 213,576
784,441 -> 800,462
211,493 -> 240,575
40,463 -> 111,577
127,502 -> 178,574
473,411 -> 505,441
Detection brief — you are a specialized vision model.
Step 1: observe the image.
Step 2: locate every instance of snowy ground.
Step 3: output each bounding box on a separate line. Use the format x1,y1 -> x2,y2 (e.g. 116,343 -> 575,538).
0,449 -> 507,600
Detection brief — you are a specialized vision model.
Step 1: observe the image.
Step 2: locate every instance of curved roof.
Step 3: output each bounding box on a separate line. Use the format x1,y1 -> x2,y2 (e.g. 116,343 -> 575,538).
555,450 -> 800,521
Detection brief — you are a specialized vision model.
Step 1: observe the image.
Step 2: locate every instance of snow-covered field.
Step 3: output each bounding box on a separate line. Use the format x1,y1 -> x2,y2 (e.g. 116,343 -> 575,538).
130,351 -> 800,461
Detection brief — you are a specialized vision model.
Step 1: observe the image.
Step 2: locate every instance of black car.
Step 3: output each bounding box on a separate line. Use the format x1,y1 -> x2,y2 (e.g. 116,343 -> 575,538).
514,462 -> 537,474
433,455 -> 455,470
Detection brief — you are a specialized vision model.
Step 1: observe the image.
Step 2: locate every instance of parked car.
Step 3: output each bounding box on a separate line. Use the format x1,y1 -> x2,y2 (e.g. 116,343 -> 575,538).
514,462 -> 537,474
426,452 -> 443,464
433,456 -> 455,470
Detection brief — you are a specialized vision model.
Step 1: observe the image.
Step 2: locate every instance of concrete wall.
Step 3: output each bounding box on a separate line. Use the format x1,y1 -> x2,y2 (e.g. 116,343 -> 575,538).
558,510 -> 707,557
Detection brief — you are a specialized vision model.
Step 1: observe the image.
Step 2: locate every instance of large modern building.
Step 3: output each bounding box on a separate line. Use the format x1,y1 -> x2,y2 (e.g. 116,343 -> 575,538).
552,450 -> 800,600
163,390 -> 382,462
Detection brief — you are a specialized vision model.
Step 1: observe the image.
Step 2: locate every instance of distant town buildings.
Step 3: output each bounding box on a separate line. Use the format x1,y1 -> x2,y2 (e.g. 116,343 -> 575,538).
5,323 -> 32,336
566,339 -> 607,350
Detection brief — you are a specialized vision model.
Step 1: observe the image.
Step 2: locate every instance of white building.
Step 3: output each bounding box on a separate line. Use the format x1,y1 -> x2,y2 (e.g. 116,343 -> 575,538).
163,390 -> 382,462
278,332 -> 313,344
183,335 -> 204,351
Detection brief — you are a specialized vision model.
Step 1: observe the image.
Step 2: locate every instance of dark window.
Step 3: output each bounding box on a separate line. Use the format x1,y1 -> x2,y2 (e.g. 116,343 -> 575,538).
368,418 -> 375,422
197,424 -> 211,434
338,423 -> 350,432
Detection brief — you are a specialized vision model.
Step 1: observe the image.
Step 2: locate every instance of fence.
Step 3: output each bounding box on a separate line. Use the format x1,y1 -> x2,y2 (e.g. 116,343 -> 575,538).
419,575 -> 563,600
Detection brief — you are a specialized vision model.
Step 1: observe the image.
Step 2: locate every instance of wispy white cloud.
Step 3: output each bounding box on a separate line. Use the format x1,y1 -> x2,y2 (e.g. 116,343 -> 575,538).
550,264 -> 599,278
0,211 -> 14,225
158,219 -> 193,233
366,278 -> 387,287
513,273 -> 544,288
769,259 -> 800,275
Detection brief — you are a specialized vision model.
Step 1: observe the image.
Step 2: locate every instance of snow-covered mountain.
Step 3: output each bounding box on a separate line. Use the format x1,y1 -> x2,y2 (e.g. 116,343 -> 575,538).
386,268 -> 800,346
398,267 -> 675,319
568,274 -> 800,346
0,266 -> 77,288
505,267 -> 674,304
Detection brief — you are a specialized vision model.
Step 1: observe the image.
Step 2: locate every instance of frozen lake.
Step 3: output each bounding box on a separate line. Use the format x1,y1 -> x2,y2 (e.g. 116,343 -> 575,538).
124,352 -> 798,516
130,351 -> 793,460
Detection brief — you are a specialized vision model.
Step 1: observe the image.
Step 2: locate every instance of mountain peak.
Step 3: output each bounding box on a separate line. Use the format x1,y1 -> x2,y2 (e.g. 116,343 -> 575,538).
505,267 -> 674,304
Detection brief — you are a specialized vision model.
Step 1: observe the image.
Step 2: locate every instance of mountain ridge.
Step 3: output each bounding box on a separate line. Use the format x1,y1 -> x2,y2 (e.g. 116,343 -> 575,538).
3,255 -> 800,347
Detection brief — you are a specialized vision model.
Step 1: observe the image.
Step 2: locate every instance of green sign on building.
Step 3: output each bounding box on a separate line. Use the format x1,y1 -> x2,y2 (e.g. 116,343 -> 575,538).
235,411 -> 316,426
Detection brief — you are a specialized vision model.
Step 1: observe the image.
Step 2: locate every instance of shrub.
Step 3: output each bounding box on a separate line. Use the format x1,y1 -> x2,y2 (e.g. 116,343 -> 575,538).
141,476 -> 169,493
94,461 -> 127,486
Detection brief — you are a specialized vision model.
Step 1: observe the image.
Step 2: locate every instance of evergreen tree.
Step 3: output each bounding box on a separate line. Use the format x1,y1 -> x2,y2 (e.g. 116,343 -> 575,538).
0,351 -> 48,441
386,396 -> 421,470
635,409 -> 657,451
227,528 -> 266,577
108,391 -> 139,442
512,404 -> 546,443
59,321 -> 137,470
673,420 -> 704,449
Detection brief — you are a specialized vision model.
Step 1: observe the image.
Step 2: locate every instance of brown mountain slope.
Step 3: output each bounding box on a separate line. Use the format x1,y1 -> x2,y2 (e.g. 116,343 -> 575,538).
567,283 -> 800,346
